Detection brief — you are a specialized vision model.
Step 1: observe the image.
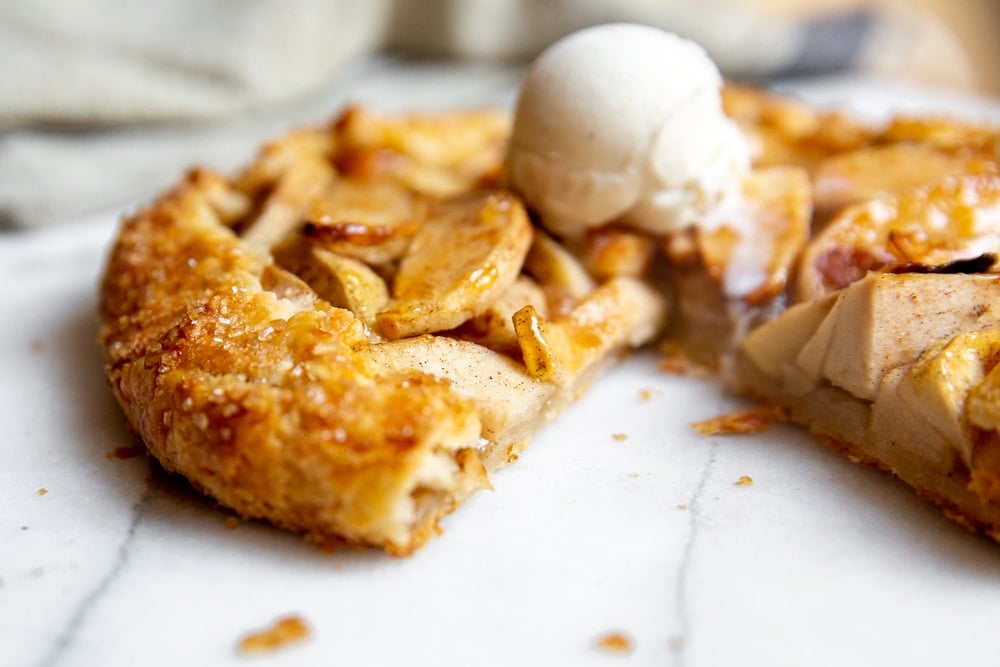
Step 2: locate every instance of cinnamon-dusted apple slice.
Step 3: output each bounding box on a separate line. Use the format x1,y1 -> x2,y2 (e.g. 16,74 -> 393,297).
363,279 -> 665,471
797,174 -> 1000,302
377,191 -> 533,339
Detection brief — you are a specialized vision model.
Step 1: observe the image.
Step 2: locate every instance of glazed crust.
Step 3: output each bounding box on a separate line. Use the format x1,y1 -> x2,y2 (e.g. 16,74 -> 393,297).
100,170 -> 489,555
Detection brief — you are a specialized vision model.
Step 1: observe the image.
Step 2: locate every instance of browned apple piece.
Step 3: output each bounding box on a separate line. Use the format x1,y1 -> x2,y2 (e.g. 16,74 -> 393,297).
453,276 -> 548,356
513,276 -> 667,388
301,179 -> 426,268
235,128 -> 338,248
797,174 -> 1000,302
334,107 -> 510,197
522,229 -> 596,316
377,192 -> 533,339
812,143 -> 998,214
881,116 -> 1000,152
578,227 -> 657,281
276,245 -> 389,330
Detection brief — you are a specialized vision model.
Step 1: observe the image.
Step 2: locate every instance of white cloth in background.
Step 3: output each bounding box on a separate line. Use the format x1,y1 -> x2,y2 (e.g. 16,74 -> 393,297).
0,0 -> 974,228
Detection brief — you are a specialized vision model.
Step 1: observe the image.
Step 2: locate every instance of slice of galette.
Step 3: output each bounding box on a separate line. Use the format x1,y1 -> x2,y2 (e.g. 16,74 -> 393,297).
99,109 -> 665,555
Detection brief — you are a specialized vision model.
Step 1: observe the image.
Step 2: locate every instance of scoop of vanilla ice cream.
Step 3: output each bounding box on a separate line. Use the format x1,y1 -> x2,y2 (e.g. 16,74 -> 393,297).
507,24 -> 750,237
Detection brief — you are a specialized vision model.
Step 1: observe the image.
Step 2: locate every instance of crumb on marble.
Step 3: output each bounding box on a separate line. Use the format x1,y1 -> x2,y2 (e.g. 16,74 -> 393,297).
36,488 -> 47,496
657,342 -> 710,377
612,433 -> 628,442
658,355 -> 689,374
30,339 -> 44,354
691,406 -> 784,436
225,516 -> 241,530
237,615 -> 310,654
676,504 -> 687,511
638,388 -> 657,402
734,475 -> 754,487
106,445 -> 145,460
669,634 -> 685,651
595,631 -> 633,654
628,472 -> 639,478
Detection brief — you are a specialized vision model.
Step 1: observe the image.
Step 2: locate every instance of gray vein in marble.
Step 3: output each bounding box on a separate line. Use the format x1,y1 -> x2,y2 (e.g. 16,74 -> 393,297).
35,486 -> 151,667
673,441 -> 718,665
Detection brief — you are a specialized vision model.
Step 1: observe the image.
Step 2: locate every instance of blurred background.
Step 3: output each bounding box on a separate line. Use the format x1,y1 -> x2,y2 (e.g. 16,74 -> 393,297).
1,0 -> 997,229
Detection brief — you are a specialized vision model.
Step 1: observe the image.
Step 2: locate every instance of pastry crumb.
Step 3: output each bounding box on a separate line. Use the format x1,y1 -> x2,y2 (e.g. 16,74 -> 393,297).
658,355 -> 689,375
638,388 -> 658,402
225,516 -> 241,530
657,343 -> 711,377
595,631 -> 633,654
237,615 -> 310,654
612,433 -> 628,442
29,339 -> 44,354
734,475 -> 754,487
669,634 -> 685,651
36,488 -> 47,496
106,445 -> 145,460
676,503 -> 687,510
691,406 -> 784,435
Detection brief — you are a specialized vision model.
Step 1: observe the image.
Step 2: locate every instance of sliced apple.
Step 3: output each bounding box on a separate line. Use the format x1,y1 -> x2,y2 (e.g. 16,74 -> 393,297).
333,107 -> 510,198
513,276 -> 667,386
797,174 -> 1000,302
300,179 -> 426,268
357,335 -> 558,472
812,143 -> 998,214
453,276 -> 548,356
276,245 -> 389,330
522,229 -> 596,316
240,152 -> 338,249
897,331 -> 1000,457
377,192 -> 533,340
797,273 -> 1000,401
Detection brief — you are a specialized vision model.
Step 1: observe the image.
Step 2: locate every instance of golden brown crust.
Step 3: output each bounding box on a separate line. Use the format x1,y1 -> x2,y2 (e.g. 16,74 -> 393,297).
100,170 -> 491,555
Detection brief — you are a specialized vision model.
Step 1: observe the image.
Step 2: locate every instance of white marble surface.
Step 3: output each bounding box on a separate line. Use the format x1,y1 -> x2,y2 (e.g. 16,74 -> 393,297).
2,62 -> 1000,667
